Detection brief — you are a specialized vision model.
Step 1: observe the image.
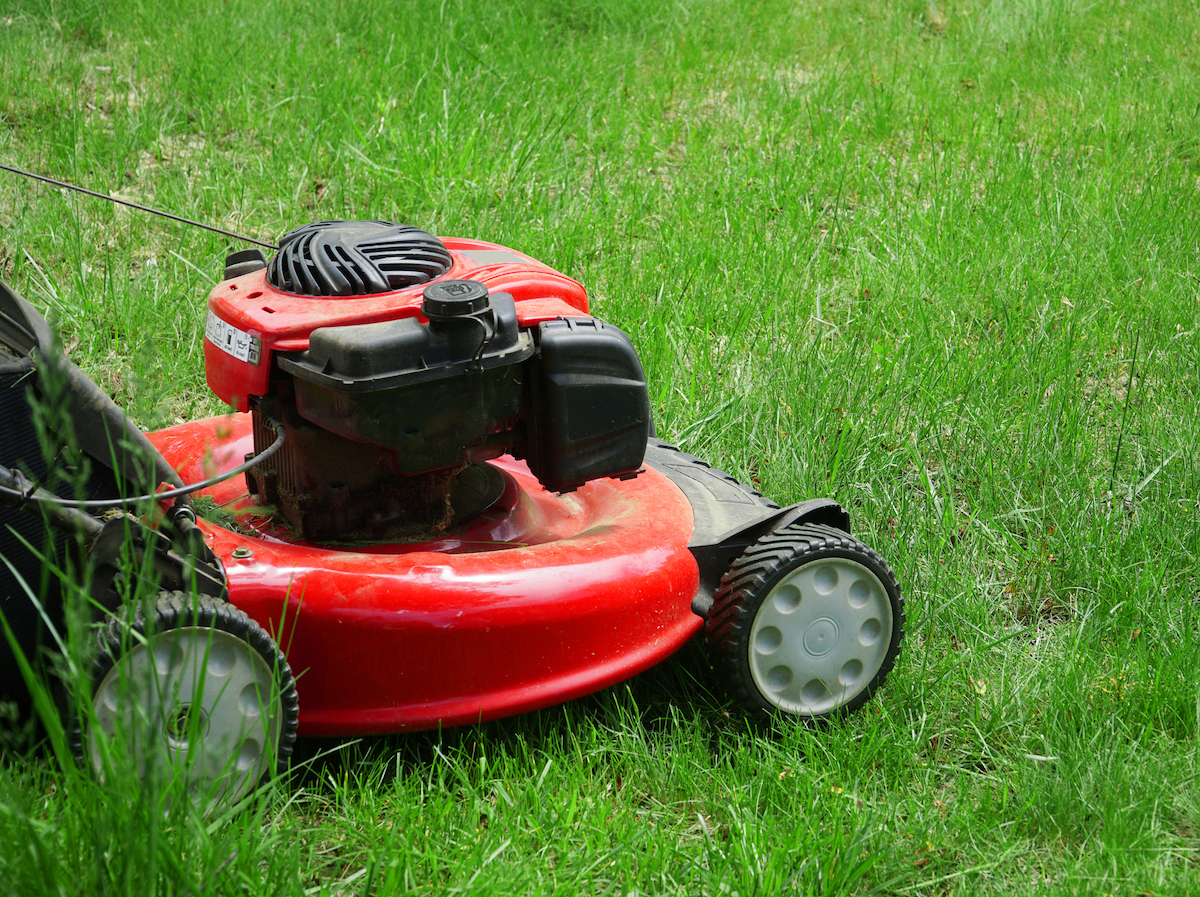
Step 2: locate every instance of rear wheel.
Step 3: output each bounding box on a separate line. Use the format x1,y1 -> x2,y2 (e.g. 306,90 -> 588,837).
706,523 -> 903,720
79,593 -> 299,808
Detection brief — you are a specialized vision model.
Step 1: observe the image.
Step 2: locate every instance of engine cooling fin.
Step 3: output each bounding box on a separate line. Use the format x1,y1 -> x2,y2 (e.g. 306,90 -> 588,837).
268,221 -> 453,297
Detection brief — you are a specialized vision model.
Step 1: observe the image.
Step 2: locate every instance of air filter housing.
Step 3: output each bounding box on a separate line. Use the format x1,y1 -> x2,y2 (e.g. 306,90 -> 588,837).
267,221 -> 453,297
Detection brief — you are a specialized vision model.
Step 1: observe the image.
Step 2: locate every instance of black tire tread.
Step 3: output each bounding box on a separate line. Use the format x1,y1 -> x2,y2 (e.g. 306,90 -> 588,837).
647,438 -> 778,508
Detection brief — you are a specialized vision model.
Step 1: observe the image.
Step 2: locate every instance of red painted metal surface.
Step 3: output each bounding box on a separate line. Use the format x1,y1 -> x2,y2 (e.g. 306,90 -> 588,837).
204,238 -> 591,411
147,415 -> 702,735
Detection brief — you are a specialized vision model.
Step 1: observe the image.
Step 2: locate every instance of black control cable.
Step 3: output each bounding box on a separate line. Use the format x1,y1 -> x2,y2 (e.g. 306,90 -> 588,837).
0,163 -> 276,250
0,420 -> 285,512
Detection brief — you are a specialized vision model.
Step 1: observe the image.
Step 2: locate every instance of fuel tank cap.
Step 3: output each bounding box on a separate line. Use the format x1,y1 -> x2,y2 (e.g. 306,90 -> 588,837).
422,279 -> 490,318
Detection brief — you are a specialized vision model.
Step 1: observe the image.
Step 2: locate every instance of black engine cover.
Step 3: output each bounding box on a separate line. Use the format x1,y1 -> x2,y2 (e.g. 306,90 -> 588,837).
268,221 -> 453,297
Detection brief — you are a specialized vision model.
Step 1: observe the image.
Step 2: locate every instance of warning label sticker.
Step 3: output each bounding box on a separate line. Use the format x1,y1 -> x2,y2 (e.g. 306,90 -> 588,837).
205,311 -> 262,365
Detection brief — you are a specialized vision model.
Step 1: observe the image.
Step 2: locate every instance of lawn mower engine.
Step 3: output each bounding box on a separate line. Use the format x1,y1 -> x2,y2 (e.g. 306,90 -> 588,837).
206,221 -> 650,541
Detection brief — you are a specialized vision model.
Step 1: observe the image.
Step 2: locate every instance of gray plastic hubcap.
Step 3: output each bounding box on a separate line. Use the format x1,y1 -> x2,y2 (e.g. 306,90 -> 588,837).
748,557 -> 893,715
89,627 -> 282,805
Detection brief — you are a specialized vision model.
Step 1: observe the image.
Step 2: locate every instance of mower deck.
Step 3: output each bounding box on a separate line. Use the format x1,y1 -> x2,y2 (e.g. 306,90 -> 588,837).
149,414 -> 705,735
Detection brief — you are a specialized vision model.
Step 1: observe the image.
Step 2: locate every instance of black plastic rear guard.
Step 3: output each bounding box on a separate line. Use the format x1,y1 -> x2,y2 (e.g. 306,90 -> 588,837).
643,439 -> 850,620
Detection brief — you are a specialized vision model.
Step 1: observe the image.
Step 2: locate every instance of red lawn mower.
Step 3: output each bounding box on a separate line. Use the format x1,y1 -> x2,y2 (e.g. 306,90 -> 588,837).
0,213 -> 903,806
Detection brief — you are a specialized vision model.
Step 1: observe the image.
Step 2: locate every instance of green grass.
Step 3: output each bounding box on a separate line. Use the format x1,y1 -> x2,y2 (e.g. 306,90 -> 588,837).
3,0 -> 1200,892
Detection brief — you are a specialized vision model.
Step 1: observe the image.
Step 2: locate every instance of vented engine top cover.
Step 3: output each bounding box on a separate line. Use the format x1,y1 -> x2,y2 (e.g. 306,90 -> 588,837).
204,222 -> 593,411
268,221 -> 453,297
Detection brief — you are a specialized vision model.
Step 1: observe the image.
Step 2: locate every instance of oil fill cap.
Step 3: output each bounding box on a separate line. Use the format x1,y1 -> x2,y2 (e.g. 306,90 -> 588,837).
423,279 -> 489,318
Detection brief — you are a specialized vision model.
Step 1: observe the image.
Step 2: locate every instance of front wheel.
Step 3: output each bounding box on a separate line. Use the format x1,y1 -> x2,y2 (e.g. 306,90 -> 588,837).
706,523 -> 904,720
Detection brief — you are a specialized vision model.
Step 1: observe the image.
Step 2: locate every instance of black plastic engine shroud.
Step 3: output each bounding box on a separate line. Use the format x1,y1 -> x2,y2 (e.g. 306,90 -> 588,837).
246,274 -> 651,541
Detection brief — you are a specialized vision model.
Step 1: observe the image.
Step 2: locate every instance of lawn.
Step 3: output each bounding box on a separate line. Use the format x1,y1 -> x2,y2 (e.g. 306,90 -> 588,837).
2,0 -> 1200,893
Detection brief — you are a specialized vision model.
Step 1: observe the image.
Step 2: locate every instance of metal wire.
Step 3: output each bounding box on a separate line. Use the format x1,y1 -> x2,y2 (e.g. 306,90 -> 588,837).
0,421 -> 285,511
0,163 -> 277,250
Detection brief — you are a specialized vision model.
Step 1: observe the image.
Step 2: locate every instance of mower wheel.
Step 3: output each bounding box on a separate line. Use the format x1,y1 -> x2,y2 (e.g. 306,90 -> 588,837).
706,523 -> 903,720
78,593 -> 299,807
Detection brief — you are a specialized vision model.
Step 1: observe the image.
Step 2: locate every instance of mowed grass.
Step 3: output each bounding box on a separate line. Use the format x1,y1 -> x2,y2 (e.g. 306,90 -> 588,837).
2,0 -> 1200,893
